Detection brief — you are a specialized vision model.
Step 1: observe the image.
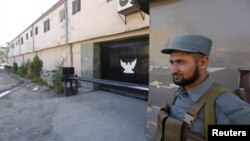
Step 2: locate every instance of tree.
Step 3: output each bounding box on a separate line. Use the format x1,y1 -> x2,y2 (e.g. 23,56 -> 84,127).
30,55 -> 43,78
0,47 -> 7,63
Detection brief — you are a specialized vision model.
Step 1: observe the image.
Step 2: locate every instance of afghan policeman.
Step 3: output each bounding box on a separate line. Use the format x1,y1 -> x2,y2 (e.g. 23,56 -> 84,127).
153,34 -> 250,141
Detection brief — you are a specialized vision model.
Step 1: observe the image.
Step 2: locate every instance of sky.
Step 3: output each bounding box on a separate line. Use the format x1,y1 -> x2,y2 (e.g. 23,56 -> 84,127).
0,0 -> 59,47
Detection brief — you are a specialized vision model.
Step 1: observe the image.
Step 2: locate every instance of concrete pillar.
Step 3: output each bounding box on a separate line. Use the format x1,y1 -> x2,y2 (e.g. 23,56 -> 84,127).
81,43 -> 100,90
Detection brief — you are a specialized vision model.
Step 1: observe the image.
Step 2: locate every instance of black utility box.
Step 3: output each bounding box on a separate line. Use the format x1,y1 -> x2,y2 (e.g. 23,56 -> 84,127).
62,67 -> 74,75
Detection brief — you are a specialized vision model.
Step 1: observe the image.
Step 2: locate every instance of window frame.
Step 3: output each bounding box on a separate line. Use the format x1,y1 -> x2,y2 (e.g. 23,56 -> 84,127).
35,27 -> 38,35
72,0 -> 81,15
44,19 -> 50,33
59,9 -> 66,22
21,37 -> 24,44
26,33 -> 29,40
30,30 -> 33,37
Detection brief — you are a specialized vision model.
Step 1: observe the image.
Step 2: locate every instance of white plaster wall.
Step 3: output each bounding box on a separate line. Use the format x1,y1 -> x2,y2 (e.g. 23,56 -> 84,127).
67,0 -> 149,43
38,45 -> 70,71
33,3 -> 66,51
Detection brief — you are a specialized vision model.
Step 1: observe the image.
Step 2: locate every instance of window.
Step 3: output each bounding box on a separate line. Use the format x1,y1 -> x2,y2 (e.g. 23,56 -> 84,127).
59,9 -> 65,22
21,37 -> 23,44
72,0 -> 81,15
35,27 -> 38,35
30,30 -> 33,37
26,33 -> 28,40
44,19 -> 50,32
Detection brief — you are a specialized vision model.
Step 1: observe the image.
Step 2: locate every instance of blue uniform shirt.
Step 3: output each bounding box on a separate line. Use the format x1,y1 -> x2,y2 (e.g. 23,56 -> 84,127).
169,76 -> 250,137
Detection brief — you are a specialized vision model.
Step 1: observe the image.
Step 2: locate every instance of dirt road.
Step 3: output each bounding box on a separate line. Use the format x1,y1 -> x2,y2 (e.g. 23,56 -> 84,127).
0,70 -> 148,141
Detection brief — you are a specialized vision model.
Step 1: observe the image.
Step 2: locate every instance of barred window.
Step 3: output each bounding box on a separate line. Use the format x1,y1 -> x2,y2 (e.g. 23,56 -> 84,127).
21,37 -> 23,44
30,30 -> 33,37
35,27 -> 38,35
72,0 -> 81,15
44,19 -> 50,33
59,9 -> 65,22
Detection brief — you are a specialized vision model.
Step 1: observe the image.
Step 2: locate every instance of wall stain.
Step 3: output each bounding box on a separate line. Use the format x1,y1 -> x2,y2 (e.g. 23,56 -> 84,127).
149,65 -> 169,72
150,80 -> 178,89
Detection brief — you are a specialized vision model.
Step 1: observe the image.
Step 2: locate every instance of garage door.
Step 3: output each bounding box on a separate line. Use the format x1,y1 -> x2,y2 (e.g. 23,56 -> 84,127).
100,36 -> 149,99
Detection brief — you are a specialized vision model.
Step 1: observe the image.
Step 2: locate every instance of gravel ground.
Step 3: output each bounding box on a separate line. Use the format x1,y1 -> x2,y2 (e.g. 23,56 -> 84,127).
0,70 -> 148,141
0,70 -> 20,92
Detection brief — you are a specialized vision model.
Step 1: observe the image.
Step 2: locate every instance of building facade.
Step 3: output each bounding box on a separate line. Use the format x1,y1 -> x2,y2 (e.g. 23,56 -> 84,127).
7,0 -> 149,89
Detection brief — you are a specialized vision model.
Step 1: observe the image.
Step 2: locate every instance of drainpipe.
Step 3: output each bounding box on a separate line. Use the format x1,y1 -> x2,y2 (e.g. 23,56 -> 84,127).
19,41 -> 21,56
10,45 -> 13,63
64,0 -> 72,66
64,0 -> 69,44
32,25 -> 35,52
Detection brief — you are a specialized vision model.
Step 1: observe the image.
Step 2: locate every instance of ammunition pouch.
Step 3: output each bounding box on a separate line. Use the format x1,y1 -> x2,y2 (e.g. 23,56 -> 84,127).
153,105 -> 183,141
153,107 -> 204,141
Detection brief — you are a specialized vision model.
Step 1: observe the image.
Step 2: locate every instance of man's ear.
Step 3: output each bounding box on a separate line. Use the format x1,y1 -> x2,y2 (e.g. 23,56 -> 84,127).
199,56 -> 209,69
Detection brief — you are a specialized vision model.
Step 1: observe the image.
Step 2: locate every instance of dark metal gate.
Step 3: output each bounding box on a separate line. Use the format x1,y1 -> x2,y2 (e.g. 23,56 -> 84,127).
100,36 -> 149,99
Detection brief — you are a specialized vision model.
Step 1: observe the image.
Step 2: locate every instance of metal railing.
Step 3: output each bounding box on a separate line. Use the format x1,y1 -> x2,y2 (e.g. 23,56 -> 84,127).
63,75 -> 149,96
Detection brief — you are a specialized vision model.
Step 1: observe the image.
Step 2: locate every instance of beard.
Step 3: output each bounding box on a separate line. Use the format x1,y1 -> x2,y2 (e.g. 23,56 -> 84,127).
172,65 -> 200,86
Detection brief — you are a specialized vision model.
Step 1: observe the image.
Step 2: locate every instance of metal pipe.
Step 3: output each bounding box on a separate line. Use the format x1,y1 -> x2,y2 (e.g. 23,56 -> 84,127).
64,0 -> 69,44
32,25 -> 35,52
69,76 -> 149,91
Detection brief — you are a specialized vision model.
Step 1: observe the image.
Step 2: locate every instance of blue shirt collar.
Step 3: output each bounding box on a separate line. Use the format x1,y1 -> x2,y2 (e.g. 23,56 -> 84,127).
174,76 -> 213,102
187,76 -> 213,102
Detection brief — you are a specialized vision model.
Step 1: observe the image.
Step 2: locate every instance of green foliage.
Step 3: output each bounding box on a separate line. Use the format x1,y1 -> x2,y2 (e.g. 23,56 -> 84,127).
0,51 -> 6,58
0,47 -> 6,58
11,62 -> 18,73
53,58 -> 66,95
10,55 -> 46,87
17,60 -> 31,77
32,77 -> 48,86
30,55 -> 43,78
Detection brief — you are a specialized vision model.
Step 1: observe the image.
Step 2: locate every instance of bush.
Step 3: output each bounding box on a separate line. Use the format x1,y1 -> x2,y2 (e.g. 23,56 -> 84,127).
30,55 -> 43,78
17,60 -> 31,77
53,58 -> 66,95
32,77 -> 48,86
11,62 -> 18,74
9,56 -> 48,88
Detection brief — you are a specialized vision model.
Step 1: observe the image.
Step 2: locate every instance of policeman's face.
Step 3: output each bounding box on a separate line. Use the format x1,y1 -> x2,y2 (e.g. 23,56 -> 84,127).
169,51 -> 202,86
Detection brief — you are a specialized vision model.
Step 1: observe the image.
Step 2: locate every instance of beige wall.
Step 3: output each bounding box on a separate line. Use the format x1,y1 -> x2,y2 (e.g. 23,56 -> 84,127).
14,55 -> 23,66
7,57 -> 15,66
33,4 -> 66,51
21,27 -> 33,54
13,45 -> 21,56
23,52 -> 36,62
67,0 -> 149,43
8,0 -> 149,54
38,45 -> 71,71
8,0 -> 149,74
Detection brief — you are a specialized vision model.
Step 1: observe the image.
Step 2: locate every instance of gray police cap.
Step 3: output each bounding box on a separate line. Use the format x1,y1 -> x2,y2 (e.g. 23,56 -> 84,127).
161,34 -> 212,56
